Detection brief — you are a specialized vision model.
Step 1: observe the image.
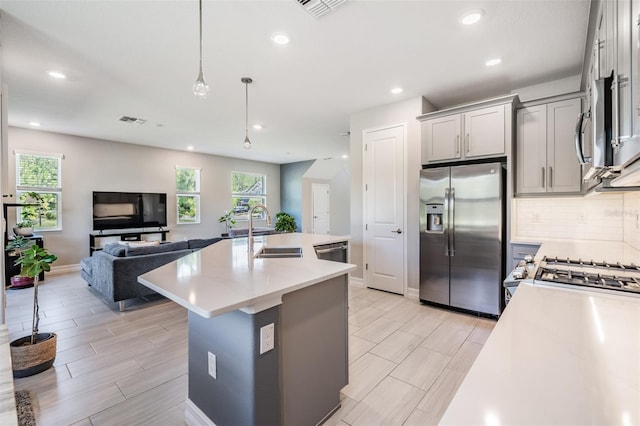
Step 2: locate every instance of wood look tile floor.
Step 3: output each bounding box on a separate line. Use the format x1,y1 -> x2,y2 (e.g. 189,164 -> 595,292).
5,273 -> 496,425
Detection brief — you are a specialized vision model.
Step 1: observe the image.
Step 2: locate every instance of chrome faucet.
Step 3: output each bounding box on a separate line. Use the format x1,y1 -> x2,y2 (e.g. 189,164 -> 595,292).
248,204 -> 272,253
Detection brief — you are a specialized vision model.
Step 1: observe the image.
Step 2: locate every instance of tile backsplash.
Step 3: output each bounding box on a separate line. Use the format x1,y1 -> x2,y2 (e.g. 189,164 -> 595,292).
513,194 -> 626,241
623,192 -> 640,250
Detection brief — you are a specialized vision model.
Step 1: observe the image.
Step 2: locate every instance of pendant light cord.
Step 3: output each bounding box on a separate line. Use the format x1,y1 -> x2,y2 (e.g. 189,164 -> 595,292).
198,0 -> 203,73
245,81 -> 249,138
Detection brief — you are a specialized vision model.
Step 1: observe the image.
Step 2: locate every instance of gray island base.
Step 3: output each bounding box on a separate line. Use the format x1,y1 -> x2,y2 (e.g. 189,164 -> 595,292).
137,234 -> 355,426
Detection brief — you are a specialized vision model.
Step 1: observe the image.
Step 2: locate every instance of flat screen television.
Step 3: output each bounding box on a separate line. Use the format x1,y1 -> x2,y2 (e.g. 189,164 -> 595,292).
93,191 -> 167,231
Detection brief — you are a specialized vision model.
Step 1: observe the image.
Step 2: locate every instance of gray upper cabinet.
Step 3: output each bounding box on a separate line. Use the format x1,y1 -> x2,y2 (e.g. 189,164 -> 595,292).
420,99 -> 514,164
516,98 -> 583,195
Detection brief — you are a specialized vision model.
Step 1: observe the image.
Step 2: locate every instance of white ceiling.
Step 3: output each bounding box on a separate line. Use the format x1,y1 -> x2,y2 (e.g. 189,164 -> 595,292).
0,0 -> 591,164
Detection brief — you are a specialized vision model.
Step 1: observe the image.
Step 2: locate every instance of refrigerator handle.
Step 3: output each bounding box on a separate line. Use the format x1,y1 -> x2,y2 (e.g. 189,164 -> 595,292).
450,187 -> 456,256
444,188 -> 450,256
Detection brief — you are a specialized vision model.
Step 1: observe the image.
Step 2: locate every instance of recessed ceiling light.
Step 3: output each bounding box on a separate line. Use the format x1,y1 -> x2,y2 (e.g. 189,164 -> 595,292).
342,154 -> 349,159
253,124 -> 263,130
48,70 -> 66,79
28,121 -> 41,127
391,87 -> 403,94
460,9 -> 484,25
485,58 -> 502,67
187,146 -> 194,151
271,32 -> 290,45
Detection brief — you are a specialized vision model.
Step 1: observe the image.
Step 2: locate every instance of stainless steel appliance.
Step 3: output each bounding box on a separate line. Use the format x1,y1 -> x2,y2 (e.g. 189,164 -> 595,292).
419,162 -> 505,316
575,75 -> 617,182
314,241 -> 348,263
534,256 -> 640,295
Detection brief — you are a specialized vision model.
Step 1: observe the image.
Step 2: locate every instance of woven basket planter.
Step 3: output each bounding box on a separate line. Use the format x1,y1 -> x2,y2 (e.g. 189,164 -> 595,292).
10,332 -> 57,378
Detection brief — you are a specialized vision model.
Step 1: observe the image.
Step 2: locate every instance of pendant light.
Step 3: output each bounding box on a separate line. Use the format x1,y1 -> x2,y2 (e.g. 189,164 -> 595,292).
192,0 -> 209,98
242,77 -> 253,149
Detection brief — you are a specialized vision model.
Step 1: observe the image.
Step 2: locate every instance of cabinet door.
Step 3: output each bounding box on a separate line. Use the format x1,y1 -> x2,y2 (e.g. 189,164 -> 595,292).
615,0 -> 634,145
516,105 -> 547,194
463,105 -> 506,158
547,98 -> 583,193
421,114 -> 461,163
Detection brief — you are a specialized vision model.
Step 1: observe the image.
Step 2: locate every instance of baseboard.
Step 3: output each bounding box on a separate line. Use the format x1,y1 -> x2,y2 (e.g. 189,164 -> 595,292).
49,264 -> 81,275
185,399 -> 216,426
349,276 -> 364,288
406,287 -> 419,300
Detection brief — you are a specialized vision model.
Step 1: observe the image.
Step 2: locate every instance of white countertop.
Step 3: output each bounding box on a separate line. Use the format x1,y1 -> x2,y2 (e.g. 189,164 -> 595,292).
138,233 -> 356,318
440,282 -> 640,425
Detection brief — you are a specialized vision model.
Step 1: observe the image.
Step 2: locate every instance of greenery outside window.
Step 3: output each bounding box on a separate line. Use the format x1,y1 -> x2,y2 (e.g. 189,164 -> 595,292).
231,172 -> 267,221
16,152 -> 62,231
176,166 -> 201,224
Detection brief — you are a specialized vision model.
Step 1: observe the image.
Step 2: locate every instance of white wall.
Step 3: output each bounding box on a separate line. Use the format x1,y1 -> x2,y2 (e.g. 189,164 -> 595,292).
300,158 -> 350,236
349,96 -> 434,290
7,127 -> 281,267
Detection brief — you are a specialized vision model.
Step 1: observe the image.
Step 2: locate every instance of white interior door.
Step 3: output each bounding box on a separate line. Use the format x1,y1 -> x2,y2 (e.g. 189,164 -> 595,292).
363,124 -> 405,295
312,183 -> 330,235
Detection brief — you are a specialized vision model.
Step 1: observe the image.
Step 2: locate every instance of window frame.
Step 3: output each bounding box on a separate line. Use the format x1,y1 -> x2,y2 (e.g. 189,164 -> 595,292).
231,171 -> 267,222
15,151 -> 63,232
176,166 -> 201,225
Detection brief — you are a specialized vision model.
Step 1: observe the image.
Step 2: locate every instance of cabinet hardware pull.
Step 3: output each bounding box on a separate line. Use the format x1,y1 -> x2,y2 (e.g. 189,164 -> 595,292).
456,135 -> 460,154
541,167 -> 545,188
612,74 -> 621,149
549,167 -> 553,188
466,133 -> 470,154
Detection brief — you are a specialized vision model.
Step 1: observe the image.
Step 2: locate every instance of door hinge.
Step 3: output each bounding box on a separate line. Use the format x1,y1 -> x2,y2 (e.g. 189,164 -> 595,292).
365,263 -> 368,270
365,184 -> 368,191
365,224 -> 368,231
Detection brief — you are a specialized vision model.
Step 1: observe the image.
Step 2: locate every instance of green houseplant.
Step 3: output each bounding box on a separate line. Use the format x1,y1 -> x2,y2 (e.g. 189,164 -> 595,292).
274,212 -> 297,233
9,243 -> 58,378
5,236 -> 35,289
218,210 -> 237,233
13,192 -> 44,237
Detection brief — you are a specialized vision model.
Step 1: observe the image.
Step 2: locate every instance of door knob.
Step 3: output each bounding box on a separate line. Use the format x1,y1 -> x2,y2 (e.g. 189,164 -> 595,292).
391,229 -> 402,234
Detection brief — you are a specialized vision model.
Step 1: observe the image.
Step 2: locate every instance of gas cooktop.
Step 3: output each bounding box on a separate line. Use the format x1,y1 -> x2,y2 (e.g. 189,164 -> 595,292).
535,256 -> 640,295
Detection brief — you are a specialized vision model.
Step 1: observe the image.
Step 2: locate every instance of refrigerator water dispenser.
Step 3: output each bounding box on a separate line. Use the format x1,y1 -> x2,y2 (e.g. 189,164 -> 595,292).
425,203 -> 444,233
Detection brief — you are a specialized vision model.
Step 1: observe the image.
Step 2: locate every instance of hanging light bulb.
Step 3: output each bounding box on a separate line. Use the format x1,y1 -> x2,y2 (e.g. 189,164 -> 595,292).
242,77 -> 253,149
193,0 -> 209,98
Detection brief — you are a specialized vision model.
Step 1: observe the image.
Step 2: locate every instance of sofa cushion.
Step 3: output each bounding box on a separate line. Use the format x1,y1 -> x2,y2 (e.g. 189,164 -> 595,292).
188,237 -> 223,250
80,257 -> 93,275
125,240 -> 189,257
102,243 -> 126,257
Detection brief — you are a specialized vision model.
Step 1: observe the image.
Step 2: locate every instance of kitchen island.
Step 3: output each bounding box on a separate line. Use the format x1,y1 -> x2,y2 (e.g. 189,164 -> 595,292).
441,240 -> 640,425
138,233 -> 356,426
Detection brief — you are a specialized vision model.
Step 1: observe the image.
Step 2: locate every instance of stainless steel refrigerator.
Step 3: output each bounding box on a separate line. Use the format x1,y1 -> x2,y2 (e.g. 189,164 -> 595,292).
419,162 -> 505,316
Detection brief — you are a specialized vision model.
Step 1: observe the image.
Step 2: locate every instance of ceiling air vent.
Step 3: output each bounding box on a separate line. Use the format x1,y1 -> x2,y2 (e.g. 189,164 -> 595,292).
119,116 -> 147,125
296,0 -> 348,18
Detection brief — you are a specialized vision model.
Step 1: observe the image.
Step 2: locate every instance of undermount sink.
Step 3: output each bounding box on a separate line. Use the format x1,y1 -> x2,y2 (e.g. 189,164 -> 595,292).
255,246 -> 303,259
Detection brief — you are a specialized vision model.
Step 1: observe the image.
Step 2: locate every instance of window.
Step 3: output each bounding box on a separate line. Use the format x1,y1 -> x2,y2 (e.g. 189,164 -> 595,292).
176,166 -> 201,224
231,172 -> 267,221
15,152 -> 62,231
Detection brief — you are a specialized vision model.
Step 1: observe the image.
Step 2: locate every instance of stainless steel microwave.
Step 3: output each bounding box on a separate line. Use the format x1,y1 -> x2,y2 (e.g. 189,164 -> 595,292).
575,75 -> 616,181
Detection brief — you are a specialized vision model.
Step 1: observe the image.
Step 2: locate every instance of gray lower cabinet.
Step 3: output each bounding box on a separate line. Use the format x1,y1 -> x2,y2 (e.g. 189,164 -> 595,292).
516,97 -> 583,195
187,274 -> 348,426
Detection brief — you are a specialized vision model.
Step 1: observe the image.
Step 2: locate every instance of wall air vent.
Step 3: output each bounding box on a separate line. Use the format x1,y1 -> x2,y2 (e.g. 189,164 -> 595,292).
119,116 -> 147,125
296,0 -> 348,18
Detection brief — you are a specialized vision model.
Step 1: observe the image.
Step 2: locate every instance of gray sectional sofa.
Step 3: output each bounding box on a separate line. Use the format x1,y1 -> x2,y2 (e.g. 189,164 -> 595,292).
80,237 -> 222,311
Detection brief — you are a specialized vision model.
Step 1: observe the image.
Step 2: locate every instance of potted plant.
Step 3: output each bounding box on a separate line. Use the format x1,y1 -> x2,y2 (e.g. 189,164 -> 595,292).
218,210 -> 237,233
5,236 -> 35,289
9,243 -> 58,378
274,212 -> 297,233
13,192 -> 44,237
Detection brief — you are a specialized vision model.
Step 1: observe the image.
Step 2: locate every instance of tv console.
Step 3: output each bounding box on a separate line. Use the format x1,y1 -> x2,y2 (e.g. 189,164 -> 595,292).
89,229 -> 170,255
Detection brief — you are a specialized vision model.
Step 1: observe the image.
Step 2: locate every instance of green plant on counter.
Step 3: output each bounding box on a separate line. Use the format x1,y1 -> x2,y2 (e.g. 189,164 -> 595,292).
274,212 -> 297,233
218,210 -> 237,233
